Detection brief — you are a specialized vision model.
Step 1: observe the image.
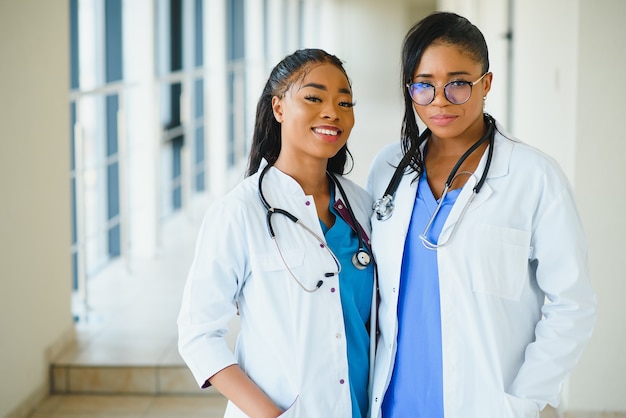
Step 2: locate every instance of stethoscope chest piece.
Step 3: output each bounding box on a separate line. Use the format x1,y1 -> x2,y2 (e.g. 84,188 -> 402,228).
373,194 -> 395,221
353,249 -> 371,270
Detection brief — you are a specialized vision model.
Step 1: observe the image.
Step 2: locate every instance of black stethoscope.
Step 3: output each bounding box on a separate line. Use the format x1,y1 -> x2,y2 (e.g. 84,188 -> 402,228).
258,163 -> 371,292
373,113 -> 496,223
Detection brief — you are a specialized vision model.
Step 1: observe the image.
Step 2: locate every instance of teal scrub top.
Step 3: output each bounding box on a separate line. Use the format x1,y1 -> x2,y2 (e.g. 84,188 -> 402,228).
320,185 -> 374,418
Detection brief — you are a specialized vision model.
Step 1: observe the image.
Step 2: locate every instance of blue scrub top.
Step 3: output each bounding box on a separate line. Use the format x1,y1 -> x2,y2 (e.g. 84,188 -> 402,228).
382,173 -> 461,418
320,186 -> 374,418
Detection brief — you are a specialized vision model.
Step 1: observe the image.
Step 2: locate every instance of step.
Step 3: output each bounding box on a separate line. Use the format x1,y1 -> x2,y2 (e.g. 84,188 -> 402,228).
49,335 -> 215,396
50,363 -> 213,396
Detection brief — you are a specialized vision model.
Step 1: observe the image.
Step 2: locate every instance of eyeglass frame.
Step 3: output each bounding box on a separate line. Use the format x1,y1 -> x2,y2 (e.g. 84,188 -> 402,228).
406,72 -> 489,106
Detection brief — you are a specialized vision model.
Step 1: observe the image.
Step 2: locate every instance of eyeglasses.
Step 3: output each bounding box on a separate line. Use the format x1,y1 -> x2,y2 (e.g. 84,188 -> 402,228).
406,72 -> 488,106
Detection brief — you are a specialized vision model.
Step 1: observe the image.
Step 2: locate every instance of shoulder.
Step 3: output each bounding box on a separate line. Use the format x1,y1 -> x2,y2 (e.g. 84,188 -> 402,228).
493,126 -> 574,201
204,175 -> 260,223
370,141 -> 404,170
366,140 -> 404,195
496,128 -> 570,183
334,175 -> 373,212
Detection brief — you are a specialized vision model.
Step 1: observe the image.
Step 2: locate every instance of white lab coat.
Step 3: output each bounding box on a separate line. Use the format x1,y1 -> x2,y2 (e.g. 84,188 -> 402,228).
366,125 -> 596,418
178,163 -> 375,417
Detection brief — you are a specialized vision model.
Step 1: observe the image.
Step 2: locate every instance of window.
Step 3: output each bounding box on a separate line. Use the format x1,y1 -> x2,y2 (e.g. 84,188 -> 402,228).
69,0 -> 125,316
157,0 -> 205,215
227,0 -> 246,167
193,0 -> 205,192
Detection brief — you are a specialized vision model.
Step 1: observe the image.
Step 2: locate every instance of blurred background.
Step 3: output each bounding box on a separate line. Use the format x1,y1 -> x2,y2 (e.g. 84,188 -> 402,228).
1,0 -> 625,417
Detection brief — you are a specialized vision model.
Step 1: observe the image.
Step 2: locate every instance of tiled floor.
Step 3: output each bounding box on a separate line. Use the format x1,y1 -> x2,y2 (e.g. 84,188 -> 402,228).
30,210 -> 558,417
29,394 -> 227,418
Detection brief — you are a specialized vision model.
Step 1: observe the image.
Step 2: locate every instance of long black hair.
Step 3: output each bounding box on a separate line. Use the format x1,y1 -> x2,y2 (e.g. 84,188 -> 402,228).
401,12 -> 490,176
246,48 -> 353,177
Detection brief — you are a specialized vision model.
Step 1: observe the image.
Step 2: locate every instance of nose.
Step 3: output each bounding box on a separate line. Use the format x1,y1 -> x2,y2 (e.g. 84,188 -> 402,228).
321,102 -> 339,120
431,85 -> 448,105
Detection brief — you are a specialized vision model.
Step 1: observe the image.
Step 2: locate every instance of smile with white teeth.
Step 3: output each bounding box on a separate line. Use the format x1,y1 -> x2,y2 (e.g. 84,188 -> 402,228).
313,127 -> 340,136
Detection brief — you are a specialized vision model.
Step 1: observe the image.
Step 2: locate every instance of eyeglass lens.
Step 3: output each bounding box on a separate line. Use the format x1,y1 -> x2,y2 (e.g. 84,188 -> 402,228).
409,81 -> 473,106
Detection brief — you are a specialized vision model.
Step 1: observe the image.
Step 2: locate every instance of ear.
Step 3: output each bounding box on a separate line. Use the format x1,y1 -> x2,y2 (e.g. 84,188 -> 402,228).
482,72 -> 493,96
271,96 -> 284,123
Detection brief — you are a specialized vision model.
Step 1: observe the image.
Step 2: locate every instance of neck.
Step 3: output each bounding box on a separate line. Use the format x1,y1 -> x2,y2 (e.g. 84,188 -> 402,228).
428,116 -> 488,157
273,156 -> 329,196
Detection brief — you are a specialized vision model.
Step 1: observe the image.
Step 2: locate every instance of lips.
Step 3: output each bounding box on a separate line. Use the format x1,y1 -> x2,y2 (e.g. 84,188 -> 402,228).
313,126 -> 341,136
312,126 -> 342,142
429,114 -> 458,126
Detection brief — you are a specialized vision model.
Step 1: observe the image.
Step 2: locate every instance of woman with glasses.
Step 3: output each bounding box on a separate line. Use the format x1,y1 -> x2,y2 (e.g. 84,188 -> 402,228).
367,12 -> 596,418
178,49 -> 375,418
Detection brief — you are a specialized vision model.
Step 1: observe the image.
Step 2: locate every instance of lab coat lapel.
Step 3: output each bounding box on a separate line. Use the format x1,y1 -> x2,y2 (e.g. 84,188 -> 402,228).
376,168 -> 418,277
393,170 -> 419,228
439,131 -> 512,240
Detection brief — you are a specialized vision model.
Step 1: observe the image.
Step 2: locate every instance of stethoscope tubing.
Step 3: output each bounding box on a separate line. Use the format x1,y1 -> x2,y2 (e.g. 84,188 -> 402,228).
374,113 -> 496,222
258,163 -> 371,289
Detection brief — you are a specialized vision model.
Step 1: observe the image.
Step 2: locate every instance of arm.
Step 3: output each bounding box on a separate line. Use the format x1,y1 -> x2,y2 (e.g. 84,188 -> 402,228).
509,183 -> 597,407
177,198 -> 283,416
208,365 -> 283,418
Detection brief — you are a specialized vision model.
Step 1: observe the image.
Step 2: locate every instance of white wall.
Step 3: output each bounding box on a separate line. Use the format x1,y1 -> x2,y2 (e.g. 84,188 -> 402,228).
569,0 -> 626,412
510,0 -> 579,181
0,0 -> 74,416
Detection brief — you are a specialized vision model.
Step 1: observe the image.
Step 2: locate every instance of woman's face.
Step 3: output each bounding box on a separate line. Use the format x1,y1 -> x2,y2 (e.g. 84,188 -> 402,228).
272,63 -> 355,164
411,42 -> 491,141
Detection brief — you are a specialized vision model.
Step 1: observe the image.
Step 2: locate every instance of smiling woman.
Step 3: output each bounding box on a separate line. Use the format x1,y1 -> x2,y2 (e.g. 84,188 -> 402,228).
271,62 -> 356,186
178,49 -> 376,418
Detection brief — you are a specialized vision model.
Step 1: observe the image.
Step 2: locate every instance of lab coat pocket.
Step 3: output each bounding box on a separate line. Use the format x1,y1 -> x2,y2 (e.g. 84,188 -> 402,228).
223,396 -> 300,418
470,224 -> 531,300
278,396 -> 300,417
503,393 -> 540,418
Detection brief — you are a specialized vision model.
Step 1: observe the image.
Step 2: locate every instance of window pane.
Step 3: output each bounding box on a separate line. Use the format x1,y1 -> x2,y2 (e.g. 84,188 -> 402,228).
105,0 -> 123,82
170,0 -> 183,71
70,0 -> 79,89
194,0 -> 203,67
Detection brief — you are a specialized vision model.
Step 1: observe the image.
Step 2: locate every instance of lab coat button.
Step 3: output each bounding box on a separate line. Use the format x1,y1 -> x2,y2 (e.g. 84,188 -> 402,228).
330,287 -> 336,293
305,200 -> 311,206
340,379 -> 345,384
336,333 -> 342,339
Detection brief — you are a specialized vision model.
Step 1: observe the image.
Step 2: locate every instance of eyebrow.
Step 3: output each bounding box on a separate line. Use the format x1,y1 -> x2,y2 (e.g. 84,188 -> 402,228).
302,82 -> 352,95
414,71 -> 472,79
